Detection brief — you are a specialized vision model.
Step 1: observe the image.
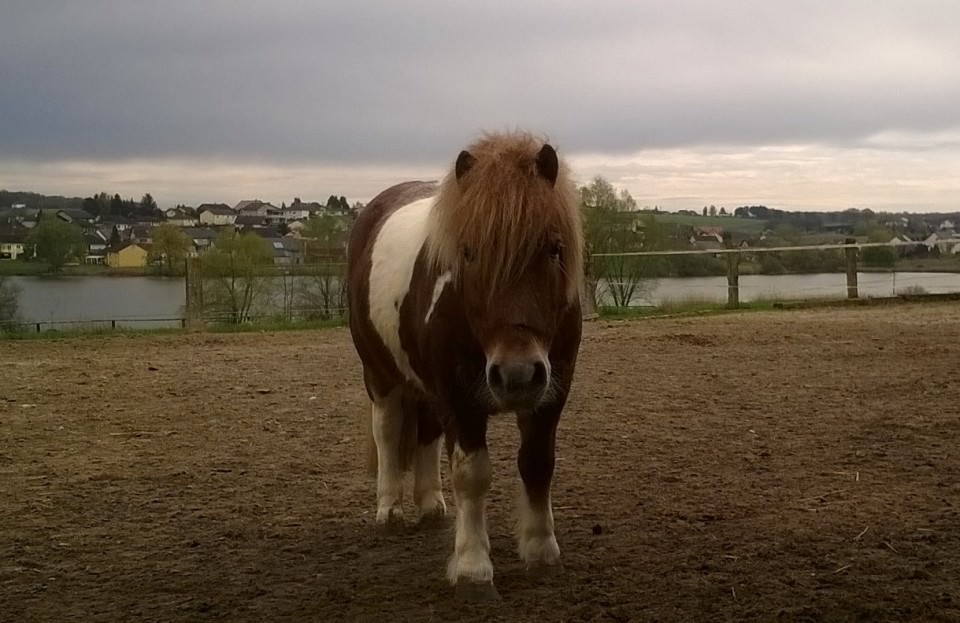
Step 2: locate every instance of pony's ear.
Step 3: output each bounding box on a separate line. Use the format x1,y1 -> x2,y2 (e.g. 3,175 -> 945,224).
536,144 -> 559,185
455,150 -> 476,182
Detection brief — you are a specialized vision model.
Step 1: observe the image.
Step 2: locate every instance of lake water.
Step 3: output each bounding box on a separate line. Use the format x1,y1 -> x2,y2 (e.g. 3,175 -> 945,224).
9,275 -> 186,329
6,271 -> 960,329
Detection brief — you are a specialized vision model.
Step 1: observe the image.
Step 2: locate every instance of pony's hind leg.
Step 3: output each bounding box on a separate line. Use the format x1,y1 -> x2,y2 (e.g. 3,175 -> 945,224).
413,400 -> 446,524
371,387 -> 406,528
414,438 -> 445,523
515,409 -> 562,573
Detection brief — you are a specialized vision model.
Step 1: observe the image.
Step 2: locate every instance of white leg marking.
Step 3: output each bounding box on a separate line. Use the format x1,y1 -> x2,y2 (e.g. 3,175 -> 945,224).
517,487 -> 560,567
371,391 -> 404,526
446,444 -> 493,585
414,438 -> 446,521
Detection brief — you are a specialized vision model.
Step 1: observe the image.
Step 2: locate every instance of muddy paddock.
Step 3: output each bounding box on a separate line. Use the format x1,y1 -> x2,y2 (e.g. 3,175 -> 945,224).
2,302 -> 959,622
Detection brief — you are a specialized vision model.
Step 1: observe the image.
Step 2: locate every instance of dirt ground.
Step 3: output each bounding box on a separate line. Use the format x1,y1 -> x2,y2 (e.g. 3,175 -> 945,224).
2,302 -> 959,622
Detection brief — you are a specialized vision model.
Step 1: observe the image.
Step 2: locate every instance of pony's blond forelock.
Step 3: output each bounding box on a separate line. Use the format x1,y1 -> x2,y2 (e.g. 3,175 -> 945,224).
425,131 -> 584,304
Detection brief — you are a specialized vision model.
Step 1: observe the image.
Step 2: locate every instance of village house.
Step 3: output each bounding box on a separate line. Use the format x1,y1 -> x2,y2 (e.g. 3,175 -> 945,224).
0,227 -> 28,260
285,220 -> 307,235
164,207 -> 198,227
197,204 -> 237,226
234,214 -> 270,229
106,242 -> 150,268
54,208 -> 96,227
84,232 -> 109,264
924,230 -> 960,255
1,206 -> 40,229
281,199 -> 326,222
179,227 -> 219,255
100,215 -> 135,233
129,225 -> 155,245
689,226 -> 725,251
265,237 -> 304,265
235,200 -> 281,218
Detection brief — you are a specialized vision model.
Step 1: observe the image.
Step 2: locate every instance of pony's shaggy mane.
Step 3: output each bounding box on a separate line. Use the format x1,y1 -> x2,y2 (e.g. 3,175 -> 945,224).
425,131 -> 584,304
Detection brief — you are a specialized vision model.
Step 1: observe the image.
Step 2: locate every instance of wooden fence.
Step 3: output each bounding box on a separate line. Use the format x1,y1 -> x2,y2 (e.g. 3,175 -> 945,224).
589,236 -> 954,309
4,238 -> 955,334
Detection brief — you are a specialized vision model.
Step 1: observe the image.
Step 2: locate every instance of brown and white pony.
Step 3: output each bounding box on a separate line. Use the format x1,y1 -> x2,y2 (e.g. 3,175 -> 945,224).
346,130 -> 584,600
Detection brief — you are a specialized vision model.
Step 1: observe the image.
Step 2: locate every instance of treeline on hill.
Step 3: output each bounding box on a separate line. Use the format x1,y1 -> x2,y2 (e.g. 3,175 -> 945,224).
0,190 -> 87,212
733,204 -> 957,239
82,192 -> 161,219
1,189 -> 162,220
1,190 -> 354,219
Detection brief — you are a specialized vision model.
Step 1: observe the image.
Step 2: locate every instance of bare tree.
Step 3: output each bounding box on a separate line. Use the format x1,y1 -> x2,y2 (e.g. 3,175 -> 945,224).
0,276 -> 21,333
580,177 -> 663,309
201,230 -> 276,324
299,213 -> 351,320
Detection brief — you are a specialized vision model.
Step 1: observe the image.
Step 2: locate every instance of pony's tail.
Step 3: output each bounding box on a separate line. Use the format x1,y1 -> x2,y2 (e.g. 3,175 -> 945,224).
362,389 -> 419,478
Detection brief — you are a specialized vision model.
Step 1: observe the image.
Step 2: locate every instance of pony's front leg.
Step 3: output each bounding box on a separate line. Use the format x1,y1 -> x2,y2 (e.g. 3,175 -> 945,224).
516,409 -> 561,573
446,438 -> 498,600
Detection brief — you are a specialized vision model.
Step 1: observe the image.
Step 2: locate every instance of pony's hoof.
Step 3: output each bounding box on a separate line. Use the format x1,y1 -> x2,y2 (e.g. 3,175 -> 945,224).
417,507 -> 447,529
525,560 -> 564,578
376,506 -> 405,532
455,580 -> 501,602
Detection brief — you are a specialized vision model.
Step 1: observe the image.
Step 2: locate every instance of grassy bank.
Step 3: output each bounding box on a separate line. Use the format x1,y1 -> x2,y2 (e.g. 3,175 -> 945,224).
866,256 -> 960,273
596,296 -> 788,321
0,261 -> 157,277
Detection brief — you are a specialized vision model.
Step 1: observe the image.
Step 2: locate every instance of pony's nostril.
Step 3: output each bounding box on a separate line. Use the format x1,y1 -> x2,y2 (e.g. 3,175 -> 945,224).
531,361 -> 547,388
488,364 -> 504,389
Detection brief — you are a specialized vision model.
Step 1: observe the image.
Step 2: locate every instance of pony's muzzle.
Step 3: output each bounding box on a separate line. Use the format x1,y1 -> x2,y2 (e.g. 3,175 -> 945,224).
486,357 -> 549,410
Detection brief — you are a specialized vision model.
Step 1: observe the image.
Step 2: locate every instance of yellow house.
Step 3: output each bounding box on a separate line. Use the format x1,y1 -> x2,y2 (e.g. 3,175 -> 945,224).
0,241 -> 26,260
106,242 -> 149,268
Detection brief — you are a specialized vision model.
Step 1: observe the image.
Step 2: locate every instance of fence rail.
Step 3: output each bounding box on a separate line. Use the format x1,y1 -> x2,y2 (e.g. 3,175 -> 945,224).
590,238 -> 942,257
2,317 -> 188,333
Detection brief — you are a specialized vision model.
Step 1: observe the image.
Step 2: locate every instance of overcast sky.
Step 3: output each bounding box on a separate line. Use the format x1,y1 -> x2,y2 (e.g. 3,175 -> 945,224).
2,1 -> 959,212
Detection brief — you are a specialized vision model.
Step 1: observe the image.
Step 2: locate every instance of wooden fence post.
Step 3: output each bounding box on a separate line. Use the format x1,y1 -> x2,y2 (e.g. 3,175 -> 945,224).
185,256 -> 205,331
581,278 -> 599,320
581,244 -> 599,320
844,237 -> 859,299
723,232 -> 740,309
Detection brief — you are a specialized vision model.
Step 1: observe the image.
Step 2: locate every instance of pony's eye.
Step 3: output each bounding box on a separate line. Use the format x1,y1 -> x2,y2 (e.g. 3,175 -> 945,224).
549,241 -> 563,261
462,246 -> 475,262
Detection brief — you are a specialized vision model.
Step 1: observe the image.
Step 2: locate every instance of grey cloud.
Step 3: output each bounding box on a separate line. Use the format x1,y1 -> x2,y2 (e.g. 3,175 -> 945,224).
2,0 -> 959,165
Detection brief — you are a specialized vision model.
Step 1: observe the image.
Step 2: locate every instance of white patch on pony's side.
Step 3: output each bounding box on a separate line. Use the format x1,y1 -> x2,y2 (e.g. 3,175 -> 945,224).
516,486 -> 560,567
424,271 -> 452,324
368,196 -> 435,388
